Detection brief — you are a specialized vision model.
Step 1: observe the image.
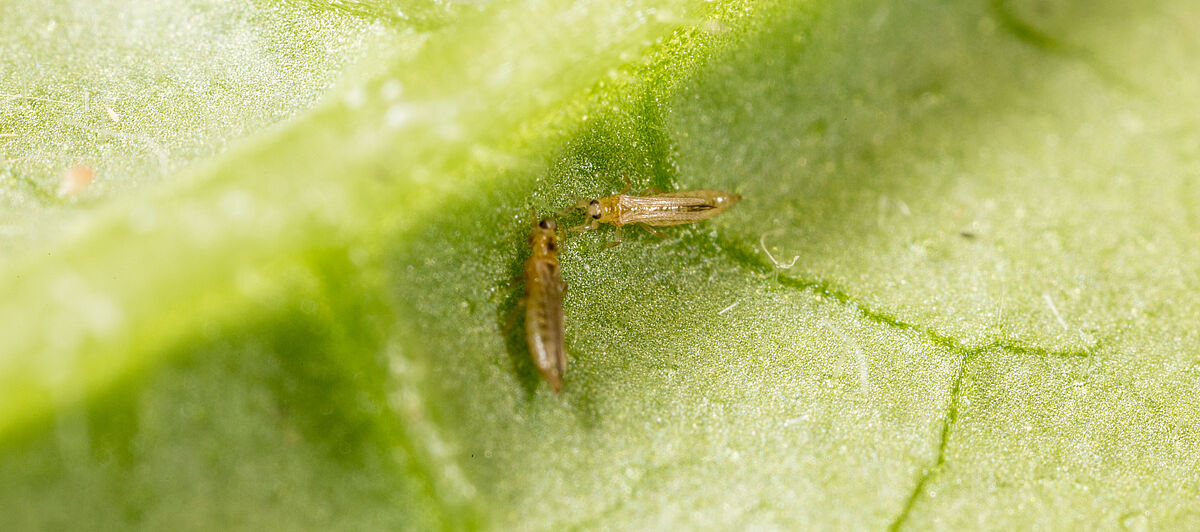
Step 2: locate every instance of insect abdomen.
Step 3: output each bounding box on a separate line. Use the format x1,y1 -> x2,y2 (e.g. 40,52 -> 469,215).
523,258 -> 566,392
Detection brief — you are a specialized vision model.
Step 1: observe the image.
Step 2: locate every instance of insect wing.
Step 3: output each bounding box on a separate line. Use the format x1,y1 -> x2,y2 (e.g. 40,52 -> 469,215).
618,193 -> 728,226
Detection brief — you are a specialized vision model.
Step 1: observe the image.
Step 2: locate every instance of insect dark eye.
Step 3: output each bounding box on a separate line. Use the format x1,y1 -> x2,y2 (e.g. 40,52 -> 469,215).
589,200 -> 602,219
539,219 -> 553,230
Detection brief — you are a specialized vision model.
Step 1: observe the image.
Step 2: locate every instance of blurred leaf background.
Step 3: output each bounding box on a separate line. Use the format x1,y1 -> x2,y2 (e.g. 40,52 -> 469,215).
2,0 -> 1199,529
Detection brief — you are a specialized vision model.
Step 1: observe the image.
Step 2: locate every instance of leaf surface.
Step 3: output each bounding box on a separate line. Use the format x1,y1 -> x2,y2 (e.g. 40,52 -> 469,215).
1,0 -> 1198,529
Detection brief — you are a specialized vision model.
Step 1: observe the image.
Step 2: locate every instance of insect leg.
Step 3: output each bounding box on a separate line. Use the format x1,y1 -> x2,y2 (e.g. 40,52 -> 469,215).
568,220 -> 599,232
643,226 -> 668,239
501,297 -> 525,333
605,226 -> 624,248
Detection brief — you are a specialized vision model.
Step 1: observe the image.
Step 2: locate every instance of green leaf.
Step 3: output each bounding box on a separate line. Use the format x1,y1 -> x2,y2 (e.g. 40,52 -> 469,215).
3,0 -> 1199,529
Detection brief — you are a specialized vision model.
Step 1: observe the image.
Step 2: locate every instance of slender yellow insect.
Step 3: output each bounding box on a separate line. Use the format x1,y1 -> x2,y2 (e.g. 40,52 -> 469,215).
523,217 -> 567,392
571,188 -> 742,246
